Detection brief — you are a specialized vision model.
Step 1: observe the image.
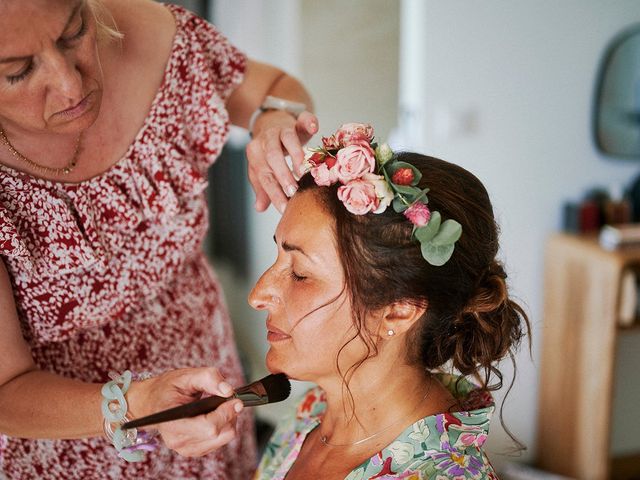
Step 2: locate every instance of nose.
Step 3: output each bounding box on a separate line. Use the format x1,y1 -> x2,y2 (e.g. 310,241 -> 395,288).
46,51 -> 84,105
248,268 -> 281,311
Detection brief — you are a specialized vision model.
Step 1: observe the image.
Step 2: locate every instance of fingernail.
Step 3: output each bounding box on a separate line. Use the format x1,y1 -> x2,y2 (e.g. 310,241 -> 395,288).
234,402 -> 244,414
219,382 -> 232,396
310,122 -> 318,132
285,185 -> 298,197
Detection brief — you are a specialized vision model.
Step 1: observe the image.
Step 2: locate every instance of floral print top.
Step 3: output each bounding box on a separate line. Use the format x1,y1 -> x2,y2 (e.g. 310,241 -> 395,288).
0,5 -> 255,479
254,374 -> 498,480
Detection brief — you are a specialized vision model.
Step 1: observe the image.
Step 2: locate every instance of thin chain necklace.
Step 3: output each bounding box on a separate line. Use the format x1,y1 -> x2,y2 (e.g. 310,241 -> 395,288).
0,125 -> 81,176
319,381 -> 432,448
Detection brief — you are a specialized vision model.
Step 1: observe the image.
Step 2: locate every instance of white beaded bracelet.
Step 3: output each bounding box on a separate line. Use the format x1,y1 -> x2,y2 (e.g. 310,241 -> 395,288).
248,95 -> 307,137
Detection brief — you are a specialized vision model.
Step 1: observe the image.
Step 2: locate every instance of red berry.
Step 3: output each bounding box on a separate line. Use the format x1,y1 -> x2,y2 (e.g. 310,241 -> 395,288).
392,168 -> 414,185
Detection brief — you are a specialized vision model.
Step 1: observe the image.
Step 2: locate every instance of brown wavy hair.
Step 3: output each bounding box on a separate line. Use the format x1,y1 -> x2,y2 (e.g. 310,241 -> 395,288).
297,152 -> 531,445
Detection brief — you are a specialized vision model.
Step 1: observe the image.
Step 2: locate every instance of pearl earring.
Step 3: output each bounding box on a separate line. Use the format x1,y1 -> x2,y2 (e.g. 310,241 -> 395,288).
387,329 -> 395,337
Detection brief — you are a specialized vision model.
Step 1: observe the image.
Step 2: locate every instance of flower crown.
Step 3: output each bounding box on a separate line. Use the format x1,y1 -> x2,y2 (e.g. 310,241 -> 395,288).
304,123 -> 462,266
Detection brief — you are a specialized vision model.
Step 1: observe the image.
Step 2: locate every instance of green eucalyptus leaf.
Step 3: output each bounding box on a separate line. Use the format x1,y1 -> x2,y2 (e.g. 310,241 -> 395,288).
430,219 -> 462,246
421,241 -> 456,267
414,212 -> 441,242
393,197 -> 409,213
409,167 -> 422,186
392,184 -> 421,196
412,188 -> 429,205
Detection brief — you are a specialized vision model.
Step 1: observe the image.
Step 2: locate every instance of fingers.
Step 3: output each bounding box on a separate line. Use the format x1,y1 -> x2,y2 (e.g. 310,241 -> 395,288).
263,129 -> 298,197
246,129 -> 297,214
296,111 -> 319,141
160,399 -> 243,457
246,111 -> 320,213
247,139 -> 288,213
173,367 -> 233,398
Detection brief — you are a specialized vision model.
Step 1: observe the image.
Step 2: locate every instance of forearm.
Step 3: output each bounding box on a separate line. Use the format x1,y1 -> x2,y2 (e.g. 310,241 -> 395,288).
265,73 -> 314,113
227,60 -> 314,128
0,369 -> 104,440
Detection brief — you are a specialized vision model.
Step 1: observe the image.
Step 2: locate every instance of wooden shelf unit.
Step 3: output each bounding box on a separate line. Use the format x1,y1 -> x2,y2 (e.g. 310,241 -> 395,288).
536,234 -> 640,480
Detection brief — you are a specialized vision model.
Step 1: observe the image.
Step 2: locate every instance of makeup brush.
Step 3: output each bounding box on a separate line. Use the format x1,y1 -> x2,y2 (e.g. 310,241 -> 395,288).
121,373 -> 291,430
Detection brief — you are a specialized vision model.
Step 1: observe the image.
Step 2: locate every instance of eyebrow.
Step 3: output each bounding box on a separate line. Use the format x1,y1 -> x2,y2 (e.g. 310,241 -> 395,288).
0,2 -> 83,64
273,235 -> 314,261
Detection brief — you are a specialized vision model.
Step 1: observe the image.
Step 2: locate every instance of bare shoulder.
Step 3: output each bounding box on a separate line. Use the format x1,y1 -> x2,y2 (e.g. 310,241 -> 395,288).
102,0 -> 176,60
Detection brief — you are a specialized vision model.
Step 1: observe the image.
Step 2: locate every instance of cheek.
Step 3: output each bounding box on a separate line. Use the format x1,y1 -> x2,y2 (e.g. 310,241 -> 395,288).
290,306 -> 356,360
78,39 -> 103,82
281,279 -> 346,331
0,88 -> 45,126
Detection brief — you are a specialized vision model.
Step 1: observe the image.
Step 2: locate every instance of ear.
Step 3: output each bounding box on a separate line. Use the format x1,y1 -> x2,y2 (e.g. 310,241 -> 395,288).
377,301 -> 427,339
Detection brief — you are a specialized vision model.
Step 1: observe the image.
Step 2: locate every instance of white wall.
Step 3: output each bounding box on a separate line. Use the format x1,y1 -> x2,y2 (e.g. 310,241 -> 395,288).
300,0 -> 399,140
399,0 -> 640,469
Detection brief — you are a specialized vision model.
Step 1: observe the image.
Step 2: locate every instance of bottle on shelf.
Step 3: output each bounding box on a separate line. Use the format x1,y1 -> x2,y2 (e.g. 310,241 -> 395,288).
603,184 -> 632,226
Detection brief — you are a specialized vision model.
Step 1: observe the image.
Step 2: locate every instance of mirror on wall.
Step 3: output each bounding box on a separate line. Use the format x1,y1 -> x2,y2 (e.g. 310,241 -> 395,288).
593,24 -> 640,159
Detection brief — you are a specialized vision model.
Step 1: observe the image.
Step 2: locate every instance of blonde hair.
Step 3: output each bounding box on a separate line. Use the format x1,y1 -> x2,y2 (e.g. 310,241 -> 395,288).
87,0 -> 124,41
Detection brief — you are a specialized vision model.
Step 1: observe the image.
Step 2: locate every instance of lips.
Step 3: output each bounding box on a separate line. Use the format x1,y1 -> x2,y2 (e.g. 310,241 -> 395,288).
266,321 -> 291,342
55,92 -> 93,118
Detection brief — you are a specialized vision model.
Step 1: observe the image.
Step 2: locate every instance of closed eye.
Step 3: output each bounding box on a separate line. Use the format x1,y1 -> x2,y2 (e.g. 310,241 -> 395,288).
290,271 -> 307,282
59,16 -> 88,47
7,61 -> 34,85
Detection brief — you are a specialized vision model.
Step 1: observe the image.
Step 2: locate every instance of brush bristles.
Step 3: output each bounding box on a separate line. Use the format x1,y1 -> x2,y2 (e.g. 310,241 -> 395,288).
261,373 -> 291,403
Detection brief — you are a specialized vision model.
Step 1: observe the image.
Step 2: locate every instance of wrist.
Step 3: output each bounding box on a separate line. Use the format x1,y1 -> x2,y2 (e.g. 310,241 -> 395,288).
101,370 -> 158,462
250,110 -> 295,137
126,376 -> 153,421
248,95 -> 307,138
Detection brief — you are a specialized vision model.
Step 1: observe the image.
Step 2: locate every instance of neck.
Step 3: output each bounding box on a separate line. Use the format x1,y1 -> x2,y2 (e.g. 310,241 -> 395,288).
316,360 -> 432,447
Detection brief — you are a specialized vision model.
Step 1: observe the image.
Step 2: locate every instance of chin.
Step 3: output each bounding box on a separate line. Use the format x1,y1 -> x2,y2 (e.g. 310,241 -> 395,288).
265,351 -> 298,379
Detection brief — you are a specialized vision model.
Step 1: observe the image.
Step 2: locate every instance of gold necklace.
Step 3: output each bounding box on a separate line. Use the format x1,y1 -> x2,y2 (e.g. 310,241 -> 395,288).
319,381 -> 432,448
0,126 -> 81,176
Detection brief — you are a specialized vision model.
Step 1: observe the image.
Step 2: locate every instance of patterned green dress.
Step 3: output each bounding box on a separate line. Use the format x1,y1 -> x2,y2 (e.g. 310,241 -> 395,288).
254,374 -> 499,480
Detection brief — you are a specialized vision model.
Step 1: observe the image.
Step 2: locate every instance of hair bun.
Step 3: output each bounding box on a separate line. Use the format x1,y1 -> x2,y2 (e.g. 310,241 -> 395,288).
462,262 -> 508,315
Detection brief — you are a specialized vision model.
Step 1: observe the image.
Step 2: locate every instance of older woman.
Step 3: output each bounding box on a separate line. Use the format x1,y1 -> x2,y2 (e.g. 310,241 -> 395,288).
0,0 -> 317,478
249,124 -> 530,479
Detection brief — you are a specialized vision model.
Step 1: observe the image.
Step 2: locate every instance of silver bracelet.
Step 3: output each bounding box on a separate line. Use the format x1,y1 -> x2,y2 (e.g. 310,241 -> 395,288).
248,95 -> 307,138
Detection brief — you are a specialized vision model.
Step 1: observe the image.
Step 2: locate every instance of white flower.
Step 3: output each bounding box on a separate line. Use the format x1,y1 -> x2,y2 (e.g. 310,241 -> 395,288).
408,418 -> 430,442
362,173 -> 394,213
375,143 -> 394,165
388,440 -> 415,465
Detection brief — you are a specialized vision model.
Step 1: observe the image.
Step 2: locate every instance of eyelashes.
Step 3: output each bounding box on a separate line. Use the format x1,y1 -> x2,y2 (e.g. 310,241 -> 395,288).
290,271 -> 307,282
66,17 -> 88,43
7,62 -> 34,85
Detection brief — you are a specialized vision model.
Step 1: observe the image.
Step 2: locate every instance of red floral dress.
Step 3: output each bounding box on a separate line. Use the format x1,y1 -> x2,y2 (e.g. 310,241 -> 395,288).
0,5 -> 256,479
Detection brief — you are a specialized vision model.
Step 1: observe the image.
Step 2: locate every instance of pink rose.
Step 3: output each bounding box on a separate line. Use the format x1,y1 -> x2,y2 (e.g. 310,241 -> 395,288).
362,173 -> 394,213
310,162 -> 338,186
404,203 -> 431,226
337,179 -> 380,215
334,143 -> 376,184
335,123 -> 374,147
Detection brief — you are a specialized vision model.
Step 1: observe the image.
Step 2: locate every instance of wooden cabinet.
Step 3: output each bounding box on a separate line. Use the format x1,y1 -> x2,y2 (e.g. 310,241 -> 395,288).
537,234 -> 640,480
